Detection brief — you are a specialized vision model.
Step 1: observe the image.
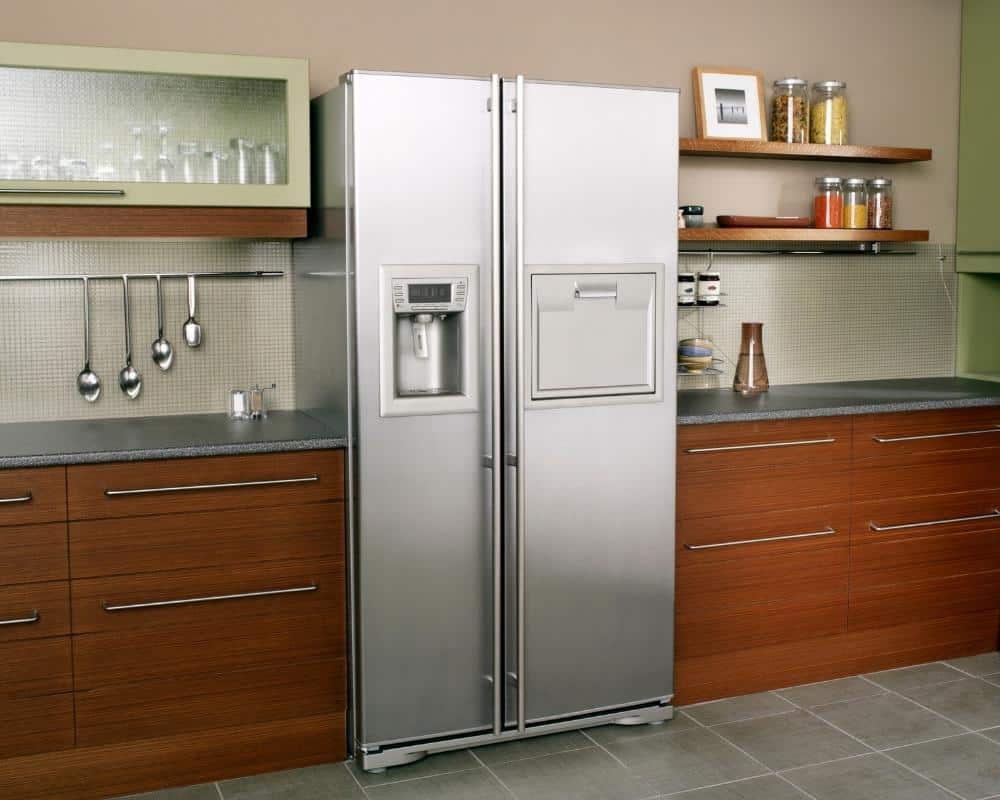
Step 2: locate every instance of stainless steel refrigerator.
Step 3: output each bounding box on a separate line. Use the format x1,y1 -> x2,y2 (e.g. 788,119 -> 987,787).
296,70 -> 678,771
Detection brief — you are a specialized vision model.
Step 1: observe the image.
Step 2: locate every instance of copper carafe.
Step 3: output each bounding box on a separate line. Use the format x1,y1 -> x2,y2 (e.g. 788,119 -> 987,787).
733,322 -> 769,394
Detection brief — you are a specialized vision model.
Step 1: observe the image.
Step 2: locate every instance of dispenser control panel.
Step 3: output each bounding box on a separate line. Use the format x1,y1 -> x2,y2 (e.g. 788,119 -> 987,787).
391,277 -> 468,314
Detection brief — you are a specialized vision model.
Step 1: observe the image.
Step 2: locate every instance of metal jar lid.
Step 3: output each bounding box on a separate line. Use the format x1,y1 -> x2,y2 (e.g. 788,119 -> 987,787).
844,177 -> 867,188
813,80 -> 847,91
774,78 -> 808,88
868,177 -> 892,187
815,176 -> 843,187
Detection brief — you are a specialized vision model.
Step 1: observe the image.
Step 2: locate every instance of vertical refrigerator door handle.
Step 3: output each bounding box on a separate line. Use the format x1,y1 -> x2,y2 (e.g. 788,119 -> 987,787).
514,73 -> 527,734
489,73 -> 503,738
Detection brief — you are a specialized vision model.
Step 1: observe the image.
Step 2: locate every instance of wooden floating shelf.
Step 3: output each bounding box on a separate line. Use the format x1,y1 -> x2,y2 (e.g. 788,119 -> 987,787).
0,206 -> 307,239
679,228 -> 930,242
679,139 -> 932,163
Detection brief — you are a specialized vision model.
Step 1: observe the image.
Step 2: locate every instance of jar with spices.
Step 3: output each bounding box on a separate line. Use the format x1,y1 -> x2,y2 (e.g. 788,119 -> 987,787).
771,78 -> 809,144
842,177 -> 868,229
867,177 -> 893,229
813,176 -> 843,229
810,81 -> 848,145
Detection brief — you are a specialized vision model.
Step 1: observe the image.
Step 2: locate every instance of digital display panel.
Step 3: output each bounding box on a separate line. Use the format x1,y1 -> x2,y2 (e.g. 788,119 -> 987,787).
408,283 -> 451,303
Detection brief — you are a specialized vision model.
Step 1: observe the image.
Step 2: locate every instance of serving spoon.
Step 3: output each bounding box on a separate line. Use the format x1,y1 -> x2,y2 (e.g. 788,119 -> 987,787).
76,276 -> 101,402
150,274 -> 174,370
118,275 -> 142,399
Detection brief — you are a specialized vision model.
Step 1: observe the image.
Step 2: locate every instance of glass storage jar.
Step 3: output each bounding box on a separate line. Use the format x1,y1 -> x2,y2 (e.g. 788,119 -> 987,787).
842,177 -> 868,229
867,177 -> 893,229
813,176 -> 843,229
810,81 -> 848,145
771,78 -> 809,144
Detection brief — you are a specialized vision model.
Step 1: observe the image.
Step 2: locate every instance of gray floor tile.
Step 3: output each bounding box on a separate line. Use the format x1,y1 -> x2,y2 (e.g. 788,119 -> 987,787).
348,749 -> 479,788
713,709 -> 870,771
946,652 -> 1000,678
491,746 -> 652,800
661,774 -> 810,799
684,692 -> 797,726
900,677 -> 1000,730
983,727 -> 1000,744
812,692 -> 966,750
471,730 -> 591,765
115,785 -> 220,800
777,676 -> 885,708
365,769 -> 511,800
219,764 -> 363,800
892,733 -> 1000,800
781,753 -> 955,800
604,726 -> 766,796
586,712 -> 697,745
865,662 -> 968,692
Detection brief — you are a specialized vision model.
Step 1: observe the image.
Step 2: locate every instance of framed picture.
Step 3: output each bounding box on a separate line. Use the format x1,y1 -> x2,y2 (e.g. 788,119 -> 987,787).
692,67 -> 767,141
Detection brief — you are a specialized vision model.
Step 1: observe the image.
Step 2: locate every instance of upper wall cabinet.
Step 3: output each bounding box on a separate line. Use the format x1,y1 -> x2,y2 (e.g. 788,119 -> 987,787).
957,0 -> 1000,253
0,41 -> 309,209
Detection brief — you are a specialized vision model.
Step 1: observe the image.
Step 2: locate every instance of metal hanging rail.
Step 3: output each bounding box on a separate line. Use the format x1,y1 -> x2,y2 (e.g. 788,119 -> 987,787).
0,271 -> 283,282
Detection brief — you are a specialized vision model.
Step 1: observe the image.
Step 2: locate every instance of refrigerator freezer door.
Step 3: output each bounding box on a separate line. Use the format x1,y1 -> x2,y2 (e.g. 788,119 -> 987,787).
508,79 -> 678,725
351,71 -> 496,747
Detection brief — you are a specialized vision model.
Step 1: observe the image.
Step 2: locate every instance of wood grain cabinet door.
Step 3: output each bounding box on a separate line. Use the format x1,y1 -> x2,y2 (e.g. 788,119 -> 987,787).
0,468 -> 66,527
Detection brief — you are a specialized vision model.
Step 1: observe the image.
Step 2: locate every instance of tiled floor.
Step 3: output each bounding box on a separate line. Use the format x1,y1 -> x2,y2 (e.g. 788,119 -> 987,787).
119,652 -> 1000,800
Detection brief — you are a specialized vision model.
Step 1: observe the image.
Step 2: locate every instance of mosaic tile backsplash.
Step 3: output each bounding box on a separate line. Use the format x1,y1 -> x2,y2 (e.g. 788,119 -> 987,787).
677,243 -> 957,390
0,241 -> 294,423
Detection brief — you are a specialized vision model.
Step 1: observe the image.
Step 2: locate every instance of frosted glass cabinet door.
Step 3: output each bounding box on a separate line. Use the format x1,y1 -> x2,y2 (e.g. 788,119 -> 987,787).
0,41 -> 309,207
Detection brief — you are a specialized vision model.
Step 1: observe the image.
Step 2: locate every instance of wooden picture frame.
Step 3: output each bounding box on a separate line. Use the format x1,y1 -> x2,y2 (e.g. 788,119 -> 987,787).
692,67 -> 767,141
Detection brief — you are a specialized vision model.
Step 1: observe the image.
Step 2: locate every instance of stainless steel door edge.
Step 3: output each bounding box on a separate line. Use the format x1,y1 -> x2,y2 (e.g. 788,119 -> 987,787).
514,73 -> 527,735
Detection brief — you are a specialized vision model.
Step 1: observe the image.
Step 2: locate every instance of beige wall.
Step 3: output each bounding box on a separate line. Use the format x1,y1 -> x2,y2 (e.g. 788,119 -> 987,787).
5,0 -> 961,238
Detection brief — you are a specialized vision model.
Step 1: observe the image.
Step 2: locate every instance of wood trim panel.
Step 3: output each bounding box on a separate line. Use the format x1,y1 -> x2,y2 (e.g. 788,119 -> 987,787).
678,138 -> 933,163
0,206 -> 307,239
0,523 -> 68,585
0,468 -> 66,527
853,489 -> 1000,543
853,408 -> 1000,460
76,657 -> 346,747
0,712 -> 345,800
853,449 -> 1000,502
678,227 -> 929,242
0,693 -> 74,759
70,502 -> 344,578
67,450 -> 344,520
0,638 -> 73,698
0,581 -> 70,643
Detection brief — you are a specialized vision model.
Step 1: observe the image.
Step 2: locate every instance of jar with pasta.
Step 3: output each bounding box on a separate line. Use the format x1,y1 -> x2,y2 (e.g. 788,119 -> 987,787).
842,177 -> 868,229
813,176 -> 843,229
771,78 -> 809,144
810,81 -> 848,145
866,177 -> 893,229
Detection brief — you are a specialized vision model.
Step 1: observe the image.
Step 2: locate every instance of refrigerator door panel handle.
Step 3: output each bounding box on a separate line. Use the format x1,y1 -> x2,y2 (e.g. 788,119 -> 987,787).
514,73 -> 527,734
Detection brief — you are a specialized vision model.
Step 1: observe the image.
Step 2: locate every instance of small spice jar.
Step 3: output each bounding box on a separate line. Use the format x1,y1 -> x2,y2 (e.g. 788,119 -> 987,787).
867,177 -> 893,230
696,271 -> 721,306
680,205 -> 704,228
842,177 -> 868,229
771,78 -> 809,144
813,176 -> 843,229
810,81 -> 848,145
677,272 -> 697,305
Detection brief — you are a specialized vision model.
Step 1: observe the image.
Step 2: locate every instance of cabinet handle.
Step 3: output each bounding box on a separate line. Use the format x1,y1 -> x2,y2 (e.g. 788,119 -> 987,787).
0,492 -> 32,505
684,527 -> 836,550
869,508 -> 1000,532
0,188 -> 125,196
102,584 -> 318,612
684,437 -> 836,454
104,475 -> 319,497
871,426 -> 1000,444
0,610 -> 40,627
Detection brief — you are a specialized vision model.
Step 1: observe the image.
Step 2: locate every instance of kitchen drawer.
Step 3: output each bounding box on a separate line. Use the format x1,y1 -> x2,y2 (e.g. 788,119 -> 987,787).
0,581 -> 70,643
852,528 -> 1000,589
854,408 -> 1000,460
677,462 -> 851,520
678,418 -> 852,475
70,502 -> 344,578
0,522 -> 68,585
0,693 -> 74,758
0,637 -> 73,698
72,559 -> 344,689
852,489 -> 1000,543
850,570 -> 1000,631
67,450 -> 344,520
677,505 -> 849,566
853,449 -> 1000,502
0,467 -> 66,527
76,658 -> 346,747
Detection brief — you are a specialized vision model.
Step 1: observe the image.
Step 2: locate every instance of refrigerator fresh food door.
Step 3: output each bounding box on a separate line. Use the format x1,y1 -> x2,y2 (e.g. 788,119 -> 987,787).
351,71 -> 497,747
506,77 -> 678,727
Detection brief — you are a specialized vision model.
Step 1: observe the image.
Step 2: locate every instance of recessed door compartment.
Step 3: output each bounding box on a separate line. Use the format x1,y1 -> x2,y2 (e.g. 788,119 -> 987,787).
530,266 -> 661,403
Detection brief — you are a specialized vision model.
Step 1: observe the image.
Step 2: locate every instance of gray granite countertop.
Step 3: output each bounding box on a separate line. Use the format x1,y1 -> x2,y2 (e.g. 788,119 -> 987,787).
0,409 -> 347,469
678,378 -> 1000,425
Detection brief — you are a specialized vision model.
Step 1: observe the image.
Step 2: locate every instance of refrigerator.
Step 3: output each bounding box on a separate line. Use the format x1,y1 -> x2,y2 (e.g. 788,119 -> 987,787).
295,70 -> 678,771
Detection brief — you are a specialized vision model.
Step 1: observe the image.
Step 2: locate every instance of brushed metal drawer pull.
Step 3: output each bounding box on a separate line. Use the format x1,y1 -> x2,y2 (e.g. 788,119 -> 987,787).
871,426 -> 1000,444
0,492 -> 32,504
102,584 -> 318,612
0,610 -> 40,627
685,437 -> 836,454
869,508 -> 1000,532
104,475 -> 319,497
0,188 -> 125,196
684,527 -> 836,550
